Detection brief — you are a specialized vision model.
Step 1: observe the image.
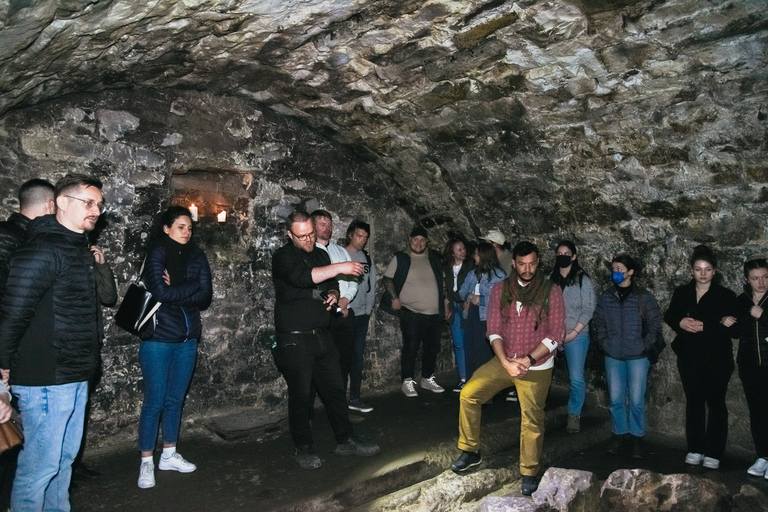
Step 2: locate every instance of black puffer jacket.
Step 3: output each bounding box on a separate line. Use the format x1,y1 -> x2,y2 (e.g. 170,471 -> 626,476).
0,212 -> 30,296
138,240 -> 212,342
0,214 -> 100,385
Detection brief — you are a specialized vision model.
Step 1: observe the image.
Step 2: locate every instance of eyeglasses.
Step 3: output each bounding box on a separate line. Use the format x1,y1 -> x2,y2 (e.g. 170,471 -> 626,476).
290,229 -> 316,241
64,195 -> 105,213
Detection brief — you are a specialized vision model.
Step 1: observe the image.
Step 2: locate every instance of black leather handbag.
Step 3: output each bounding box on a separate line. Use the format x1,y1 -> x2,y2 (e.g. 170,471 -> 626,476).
115,257 -> 161,336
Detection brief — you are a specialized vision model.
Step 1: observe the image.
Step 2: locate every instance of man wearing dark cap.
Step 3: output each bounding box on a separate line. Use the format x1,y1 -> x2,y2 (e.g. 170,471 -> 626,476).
382,226 -> 446,397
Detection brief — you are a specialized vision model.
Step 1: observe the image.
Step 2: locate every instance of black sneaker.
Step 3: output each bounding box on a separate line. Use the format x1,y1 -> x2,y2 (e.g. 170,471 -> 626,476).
452,381 -> 466,393
294,446 -> 322,470
335,437 -> 380,457
521,475 -> 538,496
607,434 -> 624,455
631,436 -> 644,459
450,450 -> 482,474
506,389 -> 518,402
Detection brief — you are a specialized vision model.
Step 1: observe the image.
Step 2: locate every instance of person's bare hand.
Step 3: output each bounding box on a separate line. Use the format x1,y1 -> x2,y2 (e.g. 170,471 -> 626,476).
680,317 -> 704,333
0,369 -> 9,387
163,269 -> 171,286
502,357 -> 528,378
721,316 -> 737,327
338,297 -> 350,318
90,246 -> 105,264
0,400 -> 11,424
391,298 -> 402,311
751,306 -> 763,319
338,261 -> 364,276
469,294 -> 480,306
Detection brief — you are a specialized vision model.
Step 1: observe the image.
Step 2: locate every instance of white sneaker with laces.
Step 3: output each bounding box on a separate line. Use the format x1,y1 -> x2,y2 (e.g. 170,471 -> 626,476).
159,452 -> 197,473
748,457 -> 768,476
702,456 -> 720,469
420,376 -> 445,393
137,462 -> 155,489
401,378 -> 418,397
684,452 -> 704,465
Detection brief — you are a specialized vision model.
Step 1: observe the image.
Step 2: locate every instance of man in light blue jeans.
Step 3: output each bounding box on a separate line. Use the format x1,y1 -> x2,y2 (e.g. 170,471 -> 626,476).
0,174 -> 106,512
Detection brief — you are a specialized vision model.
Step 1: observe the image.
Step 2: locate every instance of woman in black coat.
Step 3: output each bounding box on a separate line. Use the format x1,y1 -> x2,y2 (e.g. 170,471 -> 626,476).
664,246 -> 736,470
136,206 -> 212,489
730,258 -> 768,478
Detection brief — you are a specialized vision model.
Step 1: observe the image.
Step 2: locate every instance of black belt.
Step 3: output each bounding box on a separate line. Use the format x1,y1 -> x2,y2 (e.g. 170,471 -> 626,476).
279,329 -> 323,335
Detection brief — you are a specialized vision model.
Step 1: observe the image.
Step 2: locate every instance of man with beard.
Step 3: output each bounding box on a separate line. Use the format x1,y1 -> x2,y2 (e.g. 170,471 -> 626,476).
382,226 -> 446,397
0,174 -> 106,511
450,241 -> 565,496
271,210 -> 380,470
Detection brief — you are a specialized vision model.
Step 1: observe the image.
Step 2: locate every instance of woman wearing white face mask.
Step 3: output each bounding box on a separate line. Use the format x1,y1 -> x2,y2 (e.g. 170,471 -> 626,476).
664,245 -> 736,470
593,254 -> 662,459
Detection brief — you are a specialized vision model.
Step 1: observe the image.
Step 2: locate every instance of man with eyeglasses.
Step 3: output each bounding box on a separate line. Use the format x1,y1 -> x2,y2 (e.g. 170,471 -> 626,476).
0,173 -> 106,511
271,209 -> 380,470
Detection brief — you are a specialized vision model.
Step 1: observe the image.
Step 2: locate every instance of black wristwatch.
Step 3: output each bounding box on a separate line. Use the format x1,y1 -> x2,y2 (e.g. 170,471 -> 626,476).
527,354 -> 537,366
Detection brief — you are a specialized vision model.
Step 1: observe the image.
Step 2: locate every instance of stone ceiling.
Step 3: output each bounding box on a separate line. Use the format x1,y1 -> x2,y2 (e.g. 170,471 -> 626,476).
1,0 -> 767,241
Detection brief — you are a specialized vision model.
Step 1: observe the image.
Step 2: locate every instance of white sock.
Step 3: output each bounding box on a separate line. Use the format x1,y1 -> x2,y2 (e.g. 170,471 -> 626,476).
141,456 -> 153,465
162,446 -> 176,459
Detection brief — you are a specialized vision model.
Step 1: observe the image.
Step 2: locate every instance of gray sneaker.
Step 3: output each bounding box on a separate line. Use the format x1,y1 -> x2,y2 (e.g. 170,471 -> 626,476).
335,437 -> 380,457
294,446 -> 322,470
420,375 -> 445,393
402,378 -> 418,397
566,414 -> 580,433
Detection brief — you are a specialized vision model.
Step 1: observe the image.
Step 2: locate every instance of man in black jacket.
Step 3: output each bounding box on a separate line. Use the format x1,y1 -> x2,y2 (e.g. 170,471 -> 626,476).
0,174 -> 104,512
0,178 -> 55,297
271,210 -> 380,470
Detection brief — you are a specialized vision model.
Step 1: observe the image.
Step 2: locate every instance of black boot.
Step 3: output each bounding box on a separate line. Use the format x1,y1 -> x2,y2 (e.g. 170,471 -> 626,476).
631,436 -> 644,459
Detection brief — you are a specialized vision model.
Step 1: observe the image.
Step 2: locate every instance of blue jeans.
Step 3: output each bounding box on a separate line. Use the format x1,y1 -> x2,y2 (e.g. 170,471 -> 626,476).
449,303 -> 467,382
604,356 -> 650,437
138,339 -> 198,452
11,381 -> 88,512
564,330 -> 590,415
349,314 -> 371,400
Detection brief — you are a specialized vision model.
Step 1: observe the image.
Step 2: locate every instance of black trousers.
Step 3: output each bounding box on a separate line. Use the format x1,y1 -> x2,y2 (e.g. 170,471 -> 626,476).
329,310 -> 356,393
399,311 -> 441,381
272,330 -> 353,449
739,363 -> 768,458
677,357 -> 732,459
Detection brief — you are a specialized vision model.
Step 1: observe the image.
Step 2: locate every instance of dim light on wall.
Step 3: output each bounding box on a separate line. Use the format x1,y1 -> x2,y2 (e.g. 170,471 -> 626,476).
189,204 -> 198,222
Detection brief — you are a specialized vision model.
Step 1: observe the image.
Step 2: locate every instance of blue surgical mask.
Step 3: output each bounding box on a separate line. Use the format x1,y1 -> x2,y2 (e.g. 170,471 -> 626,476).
611,271 -> 626,285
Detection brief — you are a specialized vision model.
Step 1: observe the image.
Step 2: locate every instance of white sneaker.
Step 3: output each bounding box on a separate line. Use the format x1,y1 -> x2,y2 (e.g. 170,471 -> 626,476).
702,456 -> 720,469
158,452 -> 197,473
137,462 -> 155,489
684,452 -> 704,465
401,378 -> 418,398
748,457 -> 768,476
420,376 -> 445,393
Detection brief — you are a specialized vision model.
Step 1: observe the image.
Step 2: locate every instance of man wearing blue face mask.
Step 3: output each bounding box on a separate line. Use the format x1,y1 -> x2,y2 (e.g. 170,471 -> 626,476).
593,254 -> 663,460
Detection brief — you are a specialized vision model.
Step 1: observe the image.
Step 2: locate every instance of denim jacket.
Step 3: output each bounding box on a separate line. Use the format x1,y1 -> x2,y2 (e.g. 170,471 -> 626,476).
459,267 -> 507,321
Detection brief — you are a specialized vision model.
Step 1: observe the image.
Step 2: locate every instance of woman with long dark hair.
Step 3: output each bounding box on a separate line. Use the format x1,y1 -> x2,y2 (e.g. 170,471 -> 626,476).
664,245 -> 736,470
136,206 -> 212,489
443,235 -> 474,391
729,258 -> 768,478
458,242 -> 507,379
550,241 -> 595,434
593,254 -> 662,459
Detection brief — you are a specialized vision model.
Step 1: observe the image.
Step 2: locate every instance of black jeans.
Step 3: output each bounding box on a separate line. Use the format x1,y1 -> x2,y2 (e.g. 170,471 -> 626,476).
464,305 -> 494,380
349,314 -> 371,400
677,358 -> 732,459
739,363 -> 768,457
272,329 -> 353,449
329,310 -> 356,394
399,311 -> 441,381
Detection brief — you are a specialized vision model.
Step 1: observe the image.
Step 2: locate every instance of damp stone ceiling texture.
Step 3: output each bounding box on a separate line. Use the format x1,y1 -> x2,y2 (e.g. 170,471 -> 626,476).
1,0 -> 766,238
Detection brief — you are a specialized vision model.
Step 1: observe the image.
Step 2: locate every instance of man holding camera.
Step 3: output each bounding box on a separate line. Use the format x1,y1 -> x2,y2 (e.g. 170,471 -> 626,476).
271,210 -> 380,470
